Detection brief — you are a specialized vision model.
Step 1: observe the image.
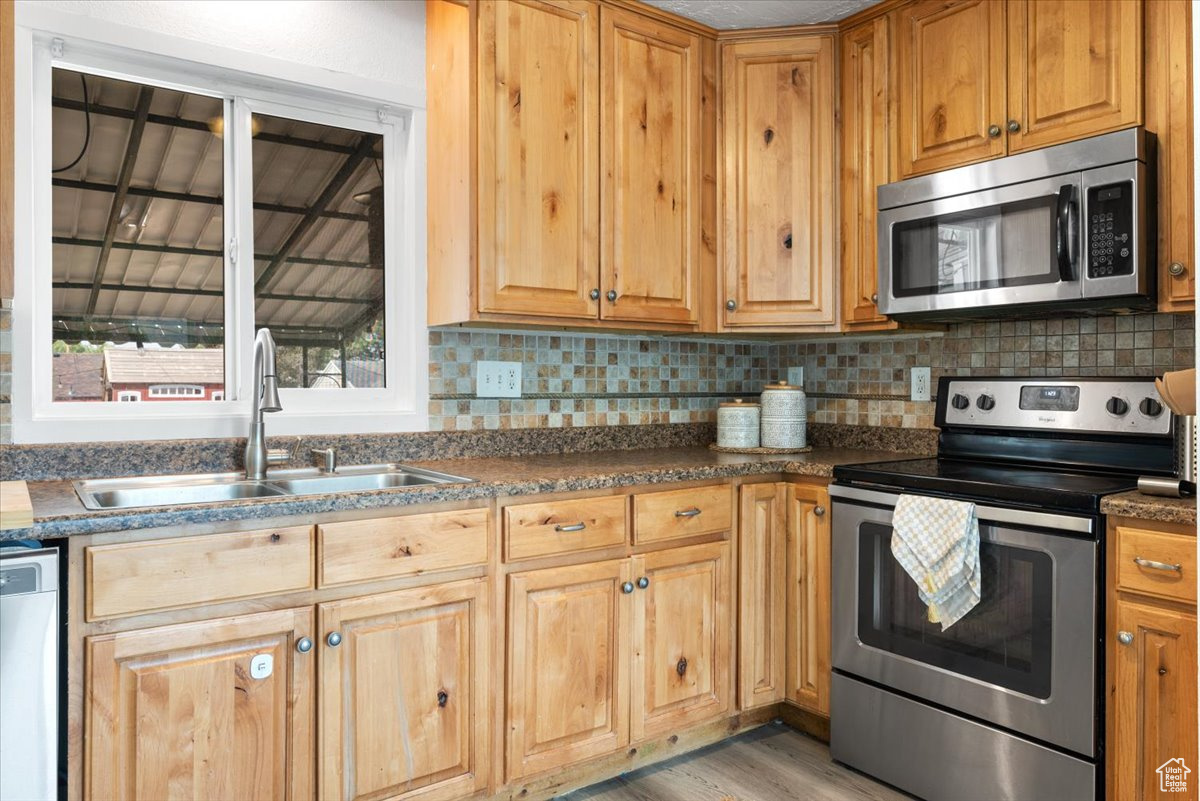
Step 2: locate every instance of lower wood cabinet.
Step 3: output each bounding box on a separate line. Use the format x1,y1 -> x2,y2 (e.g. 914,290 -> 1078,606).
85,607 -> 315,801
318,580 -> 489,801
785,482 -> 831,715
738,482 -> 788,708
506,542 -> 731,781
1108,517 -> 1198,801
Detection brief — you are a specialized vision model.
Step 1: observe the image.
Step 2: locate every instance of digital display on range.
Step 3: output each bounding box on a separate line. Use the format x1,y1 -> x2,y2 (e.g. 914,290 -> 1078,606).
1019,385 -> 1080,411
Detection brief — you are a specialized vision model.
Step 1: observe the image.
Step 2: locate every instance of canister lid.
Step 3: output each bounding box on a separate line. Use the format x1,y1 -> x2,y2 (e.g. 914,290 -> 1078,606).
719,398 -> 760,407
762,380 -> 803,391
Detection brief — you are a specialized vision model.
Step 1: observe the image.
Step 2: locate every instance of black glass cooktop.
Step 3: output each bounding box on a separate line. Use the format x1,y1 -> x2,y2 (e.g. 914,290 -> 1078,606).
833,457 -> 1140,513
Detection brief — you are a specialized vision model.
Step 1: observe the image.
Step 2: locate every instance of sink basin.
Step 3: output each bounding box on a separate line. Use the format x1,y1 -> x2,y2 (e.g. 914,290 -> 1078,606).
75,474 -> 289,510
74,464 -> 474,510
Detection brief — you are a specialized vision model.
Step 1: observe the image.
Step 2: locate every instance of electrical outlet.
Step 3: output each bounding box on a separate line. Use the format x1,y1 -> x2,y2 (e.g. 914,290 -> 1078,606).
787,367 -> 805,387
476,361 -> 522,398
911,367 -> 931,402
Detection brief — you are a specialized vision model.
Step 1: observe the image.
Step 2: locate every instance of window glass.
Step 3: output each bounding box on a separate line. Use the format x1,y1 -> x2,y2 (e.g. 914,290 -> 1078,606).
251,112 -> 385,389
50,67 -> 225,402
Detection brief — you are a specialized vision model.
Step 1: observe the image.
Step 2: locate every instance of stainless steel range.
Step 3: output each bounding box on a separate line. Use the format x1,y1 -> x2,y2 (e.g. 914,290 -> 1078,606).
829,376 -> 1175,801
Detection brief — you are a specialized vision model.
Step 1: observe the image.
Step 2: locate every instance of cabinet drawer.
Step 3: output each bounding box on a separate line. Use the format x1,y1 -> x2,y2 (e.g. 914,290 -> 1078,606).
504,496 -> 628,561
1115,526 -> 1197,603
318,508 -> 489,587
86,526 -> 313,621
633,485 -> 731,544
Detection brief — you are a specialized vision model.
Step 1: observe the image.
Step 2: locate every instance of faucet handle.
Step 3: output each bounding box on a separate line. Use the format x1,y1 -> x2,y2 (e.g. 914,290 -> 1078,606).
266,448 -> 290,466
310,447 -> 337,474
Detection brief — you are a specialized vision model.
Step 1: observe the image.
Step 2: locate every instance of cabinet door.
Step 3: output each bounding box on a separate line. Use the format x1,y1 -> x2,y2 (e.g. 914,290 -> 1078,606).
786,483 -> 830,714
738,483 -> 787,709
839,17 -> 895,329
506,559 -> 631,780
1110,599 -> 1198,801
1146,0 -> 1195,312
85,608 -> 314,801
894,0 -> 1007,177
1006,0 -> 1142,153
318,580 -> 488,801
477,0 -> 600,319
631,541 -> 731,740
600,7 -> 701,324
720,35 -> 836,327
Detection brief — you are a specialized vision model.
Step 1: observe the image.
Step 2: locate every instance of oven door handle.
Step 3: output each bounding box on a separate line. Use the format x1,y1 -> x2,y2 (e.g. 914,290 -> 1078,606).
1056,183 -> 1079,281
828,484 -> 1094,534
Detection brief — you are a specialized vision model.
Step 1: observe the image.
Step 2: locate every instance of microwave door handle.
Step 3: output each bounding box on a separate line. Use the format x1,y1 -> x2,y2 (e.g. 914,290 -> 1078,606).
1056,184 -> 1079,280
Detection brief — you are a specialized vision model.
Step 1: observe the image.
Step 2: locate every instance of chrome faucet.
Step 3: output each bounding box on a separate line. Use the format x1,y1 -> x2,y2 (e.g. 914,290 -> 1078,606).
245,328 -> 288,480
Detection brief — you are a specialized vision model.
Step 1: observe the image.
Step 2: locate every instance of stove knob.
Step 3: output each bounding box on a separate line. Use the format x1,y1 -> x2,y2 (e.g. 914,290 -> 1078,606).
951,393 -> 970,410
976,394 -> 996,411
1106,396 -> 1129,416
1139,397 -> 1164,418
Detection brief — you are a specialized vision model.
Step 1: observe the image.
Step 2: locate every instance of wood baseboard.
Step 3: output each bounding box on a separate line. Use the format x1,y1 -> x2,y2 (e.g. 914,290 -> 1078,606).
776,701 -> 831,742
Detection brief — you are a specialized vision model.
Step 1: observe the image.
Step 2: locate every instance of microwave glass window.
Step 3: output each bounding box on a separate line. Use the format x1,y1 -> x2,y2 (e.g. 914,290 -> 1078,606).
892,196 -> 1058,297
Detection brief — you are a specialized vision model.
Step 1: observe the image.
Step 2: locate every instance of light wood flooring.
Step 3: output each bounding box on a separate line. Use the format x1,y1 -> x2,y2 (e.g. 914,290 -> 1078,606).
561,723 -> 912,801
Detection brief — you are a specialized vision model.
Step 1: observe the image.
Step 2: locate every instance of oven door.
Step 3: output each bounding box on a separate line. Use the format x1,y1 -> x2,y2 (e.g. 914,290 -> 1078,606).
830,485 -> 1098,757
878,174 -> 1083,316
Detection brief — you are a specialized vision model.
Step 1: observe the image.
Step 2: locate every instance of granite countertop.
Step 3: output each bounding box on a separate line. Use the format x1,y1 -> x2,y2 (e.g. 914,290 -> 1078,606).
1100,490 -> 1198,527
11,445 -> 918,541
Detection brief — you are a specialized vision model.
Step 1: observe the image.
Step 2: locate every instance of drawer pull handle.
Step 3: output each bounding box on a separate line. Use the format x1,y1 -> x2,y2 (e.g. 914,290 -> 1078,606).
1133,556 -> 1182,573
675,508 -> 702,518
555,522 -> 587,533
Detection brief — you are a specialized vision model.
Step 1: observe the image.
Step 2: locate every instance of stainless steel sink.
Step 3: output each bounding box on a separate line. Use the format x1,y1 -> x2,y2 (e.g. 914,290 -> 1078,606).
74,464 -> 474,510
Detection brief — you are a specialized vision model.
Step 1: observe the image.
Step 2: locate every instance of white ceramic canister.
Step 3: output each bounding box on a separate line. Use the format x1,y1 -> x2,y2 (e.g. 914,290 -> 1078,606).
717,399 -> 761,448
759,380 -> 807,449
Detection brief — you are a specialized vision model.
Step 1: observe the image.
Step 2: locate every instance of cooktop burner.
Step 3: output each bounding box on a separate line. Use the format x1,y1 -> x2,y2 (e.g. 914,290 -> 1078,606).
833,457 -> 1141,513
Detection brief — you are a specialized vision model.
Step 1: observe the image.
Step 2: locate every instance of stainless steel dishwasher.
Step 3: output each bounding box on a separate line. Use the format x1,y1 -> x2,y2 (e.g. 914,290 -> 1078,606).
0,547 -> 59,801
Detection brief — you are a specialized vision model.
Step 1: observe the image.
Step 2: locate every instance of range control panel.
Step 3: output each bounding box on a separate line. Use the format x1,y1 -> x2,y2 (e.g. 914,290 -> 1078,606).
940,377 -> 1171,436
1087,181 -> 1135,278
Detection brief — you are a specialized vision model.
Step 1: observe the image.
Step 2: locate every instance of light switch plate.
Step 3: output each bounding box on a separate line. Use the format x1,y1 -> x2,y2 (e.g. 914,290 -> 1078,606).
787,367 -> 805,387
476,361 -> 522,398
911,367 -> 931,401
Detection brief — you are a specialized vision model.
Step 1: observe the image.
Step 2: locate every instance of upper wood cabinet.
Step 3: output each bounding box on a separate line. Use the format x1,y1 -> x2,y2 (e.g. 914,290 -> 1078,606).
1145,0 -> 1195,312
738,483 -> 788,709
786,482 -> 831,715
318,580 -> 489,801
894,0 -> 1144,179
85,608 -> 315,801
839,16 -> 896,330
720,34 -> 837,329
893,0 -> 1007,178
631,541 -> 731,740
427,0 -> 711,329
600,6 -> 702,324
477,0 -> 601,319
506,558 -> 632,781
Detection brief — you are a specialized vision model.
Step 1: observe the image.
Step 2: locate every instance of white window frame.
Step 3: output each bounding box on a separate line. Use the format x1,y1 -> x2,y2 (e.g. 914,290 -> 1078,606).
148,385 -> 206,398
211,391 -> 224,402
11,9 -> 428,443
116,391 -> 141,402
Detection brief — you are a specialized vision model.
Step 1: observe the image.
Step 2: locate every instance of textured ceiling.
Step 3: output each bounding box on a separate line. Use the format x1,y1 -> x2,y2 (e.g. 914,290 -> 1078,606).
641,0 -> 880,29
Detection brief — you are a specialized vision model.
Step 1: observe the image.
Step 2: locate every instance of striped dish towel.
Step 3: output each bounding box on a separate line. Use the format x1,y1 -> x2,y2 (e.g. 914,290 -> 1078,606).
891,494 -> 981,630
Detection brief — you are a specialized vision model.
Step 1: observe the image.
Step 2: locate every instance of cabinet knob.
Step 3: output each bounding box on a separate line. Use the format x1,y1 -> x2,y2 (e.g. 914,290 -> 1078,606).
1169,262 -> 1187,277
988,124 -> 1002,138
326,632 -> 343,648
590,288 -> 601,300
1007,119 -> 1021,133
296,637 -> 314,654
637,576 -> 649,590
871,293 -> 878,303
606,289 -> 617,303
725,299 -> 737,311
814,505 -> 826,517
1118,631 -> 1134,645
622,581 -> 635,594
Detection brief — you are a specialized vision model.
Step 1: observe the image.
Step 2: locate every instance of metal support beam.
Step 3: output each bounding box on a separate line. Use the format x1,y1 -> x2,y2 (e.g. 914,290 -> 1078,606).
84,86 -> 154,316
53,236 -> 378,271
52,177 -> 369,223
255,135 -> 378,292
54,280 -> 373,305
51,313 -> 342,345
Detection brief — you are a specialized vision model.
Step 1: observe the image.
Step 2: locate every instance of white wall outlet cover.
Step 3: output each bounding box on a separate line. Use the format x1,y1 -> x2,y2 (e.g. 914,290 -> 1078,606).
911,367 -> 931,402
476,361 -> 522,398
250,653 -> 274,680
787,366 -> 805,387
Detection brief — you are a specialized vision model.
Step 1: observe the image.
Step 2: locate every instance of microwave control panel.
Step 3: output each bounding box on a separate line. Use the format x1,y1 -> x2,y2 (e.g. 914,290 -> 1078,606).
1086,181 -> 1134,278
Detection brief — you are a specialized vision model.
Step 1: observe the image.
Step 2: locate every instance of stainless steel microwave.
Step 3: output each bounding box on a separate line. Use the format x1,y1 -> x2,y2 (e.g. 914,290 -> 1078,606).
877,128 -> 1154,320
